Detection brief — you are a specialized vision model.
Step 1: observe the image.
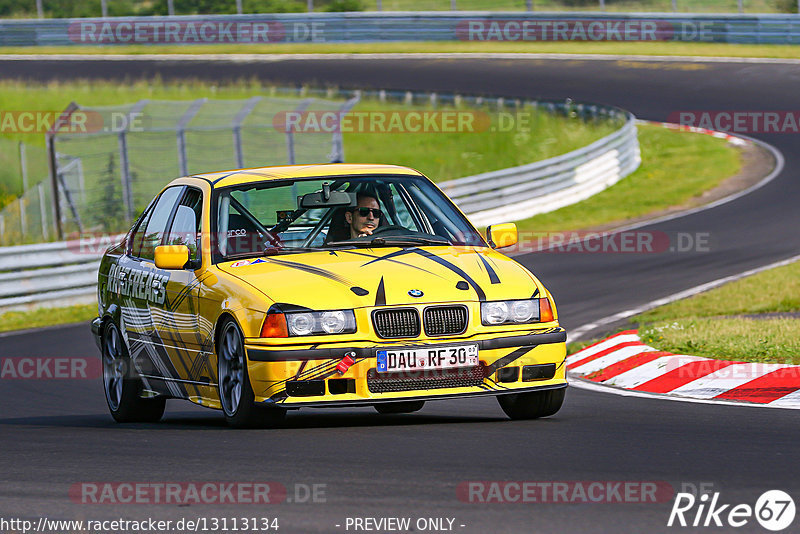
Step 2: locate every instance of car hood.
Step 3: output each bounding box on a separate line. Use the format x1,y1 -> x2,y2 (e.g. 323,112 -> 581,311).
216,246 -> 544,310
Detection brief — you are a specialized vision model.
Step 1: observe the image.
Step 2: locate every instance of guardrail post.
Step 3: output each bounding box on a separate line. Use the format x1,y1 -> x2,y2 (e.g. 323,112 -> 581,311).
599,0 -> 605,10
167,0 -> 174,16
0,215 -> 4,244
672,0 -> 677,11
377,0 -> 382,10
101,0 -> 107,17
236,0 -> 243,14
36,0 -> 43,18
450,0 -> 457,10
526,0 -> 532,11
38,182 -> 48,241
307,0 -> 313,12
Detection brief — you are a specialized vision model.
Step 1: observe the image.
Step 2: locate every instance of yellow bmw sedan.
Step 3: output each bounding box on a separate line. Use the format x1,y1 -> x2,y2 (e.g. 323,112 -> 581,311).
91,164 -> 567,427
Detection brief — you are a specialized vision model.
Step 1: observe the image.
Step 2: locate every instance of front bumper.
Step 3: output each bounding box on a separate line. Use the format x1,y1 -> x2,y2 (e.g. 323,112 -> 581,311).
246,329 -> 567,406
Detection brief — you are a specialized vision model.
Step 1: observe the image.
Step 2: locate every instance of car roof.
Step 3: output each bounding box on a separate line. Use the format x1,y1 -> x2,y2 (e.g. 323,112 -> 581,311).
190,163 -> 424,189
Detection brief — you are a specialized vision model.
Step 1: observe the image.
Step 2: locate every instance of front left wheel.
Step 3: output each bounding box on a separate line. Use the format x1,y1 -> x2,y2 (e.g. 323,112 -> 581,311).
102,320 -> 166,423
217,318 -> 285,429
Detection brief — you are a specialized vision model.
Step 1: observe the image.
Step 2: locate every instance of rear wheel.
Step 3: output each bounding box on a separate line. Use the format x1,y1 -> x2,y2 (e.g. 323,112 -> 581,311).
102,320 -> 165,423
218,318 -> 285,429
497,388 -> 565,420
374,400 -> 425,414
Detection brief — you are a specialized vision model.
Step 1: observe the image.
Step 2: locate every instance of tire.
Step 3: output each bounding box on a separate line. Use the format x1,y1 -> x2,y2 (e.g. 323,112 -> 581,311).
374,400 -> 425,414
217,318 -> 286,429
102,320 -> 166,423
497,388 -> 566,420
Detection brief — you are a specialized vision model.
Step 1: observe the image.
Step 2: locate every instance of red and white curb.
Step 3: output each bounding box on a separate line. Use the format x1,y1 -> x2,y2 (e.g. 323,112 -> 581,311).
567,330 -> 800,408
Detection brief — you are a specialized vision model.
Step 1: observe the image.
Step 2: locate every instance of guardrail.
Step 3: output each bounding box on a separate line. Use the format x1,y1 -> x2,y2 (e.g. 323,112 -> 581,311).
440,112 -> 638,228
2,12 -> 800,46
0,239 -> 102,311
0,91 -> 638,313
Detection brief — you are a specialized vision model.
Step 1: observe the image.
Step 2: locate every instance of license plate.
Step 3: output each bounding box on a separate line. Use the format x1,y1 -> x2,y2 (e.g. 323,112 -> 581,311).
376,344 -> 479,373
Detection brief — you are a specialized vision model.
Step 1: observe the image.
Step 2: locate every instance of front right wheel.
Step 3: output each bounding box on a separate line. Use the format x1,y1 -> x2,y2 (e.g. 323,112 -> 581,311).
497,388 -> 565,420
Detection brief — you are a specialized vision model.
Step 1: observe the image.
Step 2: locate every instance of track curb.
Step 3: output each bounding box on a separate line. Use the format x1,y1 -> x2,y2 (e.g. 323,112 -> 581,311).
567,330 -> 800,409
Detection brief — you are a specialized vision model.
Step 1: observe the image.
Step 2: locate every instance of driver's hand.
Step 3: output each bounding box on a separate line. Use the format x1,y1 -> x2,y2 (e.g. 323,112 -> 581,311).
358,228 -> 374,237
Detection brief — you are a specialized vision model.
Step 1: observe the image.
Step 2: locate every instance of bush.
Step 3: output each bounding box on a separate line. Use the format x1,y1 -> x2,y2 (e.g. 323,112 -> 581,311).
322,0 -> 363,11
773,0 -> 798,13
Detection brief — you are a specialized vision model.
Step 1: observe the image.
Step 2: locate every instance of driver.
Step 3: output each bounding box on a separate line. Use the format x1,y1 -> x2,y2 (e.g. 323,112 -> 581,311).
345,193 -> 382,238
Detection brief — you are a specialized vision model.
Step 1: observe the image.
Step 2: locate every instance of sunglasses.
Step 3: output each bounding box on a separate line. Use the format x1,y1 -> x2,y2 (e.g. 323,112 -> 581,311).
352,207 -> 383,218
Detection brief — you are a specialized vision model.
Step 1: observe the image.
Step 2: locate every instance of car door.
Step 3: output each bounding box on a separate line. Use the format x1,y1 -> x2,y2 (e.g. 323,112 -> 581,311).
122,185 -> 188,399
153,186 -> 217,401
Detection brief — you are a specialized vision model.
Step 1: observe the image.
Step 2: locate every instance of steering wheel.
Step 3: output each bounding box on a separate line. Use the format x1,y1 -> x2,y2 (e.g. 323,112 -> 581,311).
369,225 -> 407,236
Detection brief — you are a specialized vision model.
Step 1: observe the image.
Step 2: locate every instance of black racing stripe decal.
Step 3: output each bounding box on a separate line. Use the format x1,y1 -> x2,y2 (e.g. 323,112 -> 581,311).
265,258 -> 353,286
340,250 -> 445,278
476,252 -> 500,284
294,360 -> 308,380
409,249 -> 487,301
484,346 -> 536,376
375,277 -> 386,306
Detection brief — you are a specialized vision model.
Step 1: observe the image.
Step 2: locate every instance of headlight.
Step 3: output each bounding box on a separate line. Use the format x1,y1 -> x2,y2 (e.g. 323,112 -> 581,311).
285,309 -> 356,336
481,298 -> 553,326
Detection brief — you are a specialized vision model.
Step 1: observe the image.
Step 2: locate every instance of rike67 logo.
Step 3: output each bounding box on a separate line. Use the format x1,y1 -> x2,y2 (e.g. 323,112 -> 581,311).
668,490 -> 796,531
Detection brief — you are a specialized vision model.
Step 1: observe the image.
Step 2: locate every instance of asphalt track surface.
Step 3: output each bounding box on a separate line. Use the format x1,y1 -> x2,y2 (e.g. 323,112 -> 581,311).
1,56 -> 799,533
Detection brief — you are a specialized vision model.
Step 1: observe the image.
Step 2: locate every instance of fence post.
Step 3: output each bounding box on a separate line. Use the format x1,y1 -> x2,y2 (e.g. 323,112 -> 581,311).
101,0 -> 108,17
526,0 -> 532,11
236,0 -> 243,14
672,0 -> 677,11
231,96 -> 262,169
19,198 -> 26,239
118,132 -> 134,223
0,215 -> 4,244
176,99 -> 207,177
450,0 -> 457,10
167,0 -> 174,15
38,182 -> 48,241
599,0 -> 605,11
330,94 -> 361,163
19,142 -> 28,192
377,0 -> 382,10
46,133 -> 63,240
36,0 -> 43,18
307,0 -> 313,12
286,99 -> 314,165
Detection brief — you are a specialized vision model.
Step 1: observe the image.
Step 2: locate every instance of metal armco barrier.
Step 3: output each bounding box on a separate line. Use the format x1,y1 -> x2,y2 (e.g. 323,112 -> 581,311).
1,13 -> 800,46
0,239 -> 104,311
0,92 -> 639,313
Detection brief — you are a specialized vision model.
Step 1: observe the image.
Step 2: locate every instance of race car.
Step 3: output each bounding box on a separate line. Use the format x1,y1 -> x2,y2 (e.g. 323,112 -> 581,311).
91,164 -> 567,427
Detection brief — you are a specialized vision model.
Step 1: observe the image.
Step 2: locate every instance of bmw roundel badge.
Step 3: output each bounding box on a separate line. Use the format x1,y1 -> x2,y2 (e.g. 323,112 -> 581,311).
408,289 -> 424,298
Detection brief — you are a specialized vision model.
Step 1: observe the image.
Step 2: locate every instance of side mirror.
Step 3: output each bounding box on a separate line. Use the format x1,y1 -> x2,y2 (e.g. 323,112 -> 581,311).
486,223 -> 518,249
155,245 -> 190,270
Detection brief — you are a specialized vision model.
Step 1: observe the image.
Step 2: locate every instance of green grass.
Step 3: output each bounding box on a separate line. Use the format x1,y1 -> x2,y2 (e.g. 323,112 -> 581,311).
632,260 -> 800,364
0,303 -> 97,333
637,261 -> 800,323
516,123 -> 741,232
2,41 -> 800,59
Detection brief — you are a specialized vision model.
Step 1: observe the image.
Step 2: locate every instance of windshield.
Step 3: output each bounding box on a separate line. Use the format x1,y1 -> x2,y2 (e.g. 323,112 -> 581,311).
214,175 -> 486,260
